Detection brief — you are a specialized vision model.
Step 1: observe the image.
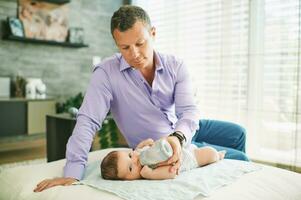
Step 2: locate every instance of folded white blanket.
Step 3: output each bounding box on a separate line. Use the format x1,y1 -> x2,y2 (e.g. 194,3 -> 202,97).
79,159 -> 261,200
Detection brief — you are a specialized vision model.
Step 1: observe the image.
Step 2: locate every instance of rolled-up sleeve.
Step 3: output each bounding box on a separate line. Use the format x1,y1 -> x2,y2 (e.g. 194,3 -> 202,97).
64,67 -> 113,180
174,61 -> 200,146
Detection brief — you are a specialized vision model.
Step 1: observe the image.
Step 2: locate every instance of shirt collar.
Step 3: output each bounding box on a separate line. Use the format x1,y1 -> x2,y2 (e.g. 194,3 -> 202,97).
119,54 -> 131,71
119,51 -> 164,72
153,51 -> 164,72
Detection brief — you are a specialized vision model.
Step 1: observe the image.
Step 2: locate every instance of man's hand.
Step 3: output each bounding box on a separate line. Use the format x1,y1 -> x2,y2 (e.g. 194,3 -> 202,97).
33,177 -> 78,192
135,138 -> 154,150
157,136 -> 182,174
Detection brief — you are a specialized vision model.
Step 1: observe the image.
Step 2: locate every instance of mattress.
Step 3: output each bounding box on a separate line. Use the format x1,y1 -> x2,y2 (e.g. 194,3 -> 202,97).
0,148 -> 300,200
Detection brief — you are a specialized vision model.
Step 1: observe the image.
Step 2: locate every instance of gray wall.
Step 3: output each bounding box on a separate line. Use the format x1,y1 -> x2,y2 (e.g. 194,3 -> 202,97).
0,0 -> 123,102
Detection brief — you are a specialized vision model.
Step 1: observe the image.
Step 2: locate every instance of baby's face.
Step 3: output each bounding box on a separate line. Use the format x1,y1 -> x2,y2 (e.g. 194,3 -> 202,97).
117,150 -> 142,180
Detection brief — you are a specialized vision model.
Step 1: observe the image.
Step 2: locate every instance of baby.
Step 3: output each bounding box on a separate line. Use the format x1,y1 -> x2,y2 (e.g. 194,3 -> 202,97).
101,139 -> 226,180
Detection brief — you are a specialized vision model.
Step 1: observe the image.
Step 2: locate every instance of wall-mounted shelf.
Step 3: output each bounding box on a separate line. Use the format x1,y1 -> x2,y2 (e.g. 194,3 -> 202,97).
3,35 -> 88,48
42,0 -> 70,4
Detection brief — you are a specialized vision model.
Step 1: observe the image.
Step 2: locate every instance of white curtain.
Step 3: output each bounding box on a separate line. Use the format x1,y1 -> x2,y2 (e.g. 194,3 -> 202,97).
133,0 -> 300,170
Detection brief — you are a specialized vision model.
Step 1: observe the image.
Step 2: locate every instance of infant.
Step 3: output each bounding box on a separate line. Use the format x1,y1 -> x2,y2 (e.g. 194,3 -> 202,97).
101,139 -> 225,180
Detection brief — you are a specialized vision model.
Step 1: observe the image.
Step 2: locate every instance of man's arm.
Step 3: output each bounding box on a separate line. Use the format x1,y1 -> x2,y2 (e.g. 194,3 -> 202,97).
174,60 -> 200,146
158,60 -> 199,175
34,67 -> 113,192
64,67 -> 113,180
140,165 -> 177,180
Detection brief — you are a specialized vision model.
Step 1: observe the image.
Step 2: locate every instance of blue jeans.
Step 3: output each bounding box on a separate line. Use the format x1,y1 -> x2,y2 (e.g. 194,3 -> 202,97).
192,119 -> 249,161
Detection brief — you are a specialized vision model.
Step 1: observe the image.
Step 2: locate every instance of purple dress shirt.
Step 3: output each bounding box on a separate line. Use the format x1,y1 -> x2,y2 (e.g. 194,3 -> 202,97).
64,51 -> 200,180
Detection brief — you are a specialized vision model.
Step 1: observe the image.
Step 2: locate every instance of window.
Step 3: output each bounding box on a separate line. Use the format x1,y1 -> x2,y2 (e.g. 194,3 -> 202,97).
134,0 -> 301,169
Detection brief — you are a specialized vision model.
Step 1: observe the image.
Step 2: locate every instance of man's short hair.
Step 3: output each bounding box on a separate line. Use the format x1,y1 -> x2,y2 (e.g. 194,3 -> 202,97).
111,5 -> 151,36
100,151 -> 121,180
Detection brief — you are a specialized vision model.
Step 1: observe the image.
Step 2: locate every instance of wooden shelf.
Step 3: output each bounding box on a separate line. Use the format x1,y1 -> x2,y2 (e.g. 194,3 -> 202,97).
3,35 -> 89,48
42,0 -> 70,4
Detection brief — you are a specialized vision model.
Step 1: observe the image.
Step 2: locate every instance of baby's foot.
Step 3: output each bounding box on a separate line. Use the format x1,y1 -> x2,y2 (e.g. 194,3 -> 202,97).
218,150 -> 226,160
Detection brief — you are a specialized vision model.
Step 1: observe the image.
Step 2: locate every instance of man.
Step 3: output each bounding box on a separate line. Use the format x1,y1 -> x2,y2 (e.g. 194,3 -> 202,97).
34,5 -> 248,192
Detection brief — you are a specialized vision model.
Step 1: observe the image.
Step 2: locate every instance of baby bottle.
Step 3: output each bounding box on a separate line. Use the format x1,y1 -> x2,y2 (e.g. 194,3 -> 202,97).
139,139 -> 173,168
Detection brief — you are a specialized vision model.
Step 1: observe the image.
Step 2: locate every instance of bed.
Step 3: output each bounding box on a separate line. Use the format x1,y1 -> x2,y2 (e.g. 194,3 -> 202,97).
0,148 -> 300,200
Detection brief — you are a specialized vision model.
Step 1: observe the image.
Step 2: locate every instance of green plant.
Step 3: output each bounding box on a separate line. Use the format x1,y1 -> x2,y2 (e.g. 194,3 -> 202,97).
98,118 -> 119,149
56,92 -> 84,113
56,92 -> 119,149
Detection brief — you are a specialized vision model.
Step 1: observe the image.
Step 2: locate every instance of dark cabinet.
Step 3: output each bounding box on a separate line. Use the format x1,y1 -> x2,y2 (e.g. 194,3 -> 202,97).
0,101 -> 26,136
46,113 -> 128,162
0,98 -> 56,137
46,114 -> 76,162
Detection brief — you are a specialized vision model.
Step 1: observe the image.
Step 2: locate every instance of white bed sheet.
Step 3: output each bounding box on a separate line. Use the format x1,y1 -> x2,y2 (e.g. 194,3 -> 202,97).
0,148 -> 300,200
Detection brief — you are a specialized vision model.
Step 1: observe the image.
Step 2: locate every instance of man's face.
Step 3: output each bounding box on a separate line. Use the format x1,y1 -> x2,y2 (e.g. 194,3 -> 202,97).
113,21 -> 156,70
117,150 -> 142,180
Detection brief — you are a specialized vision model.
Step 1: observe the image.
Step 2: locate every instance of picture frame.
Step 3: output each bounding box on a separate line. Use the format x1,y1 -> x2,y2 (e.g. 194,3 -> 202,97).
7,17 -> 24,37
68,27 -> 84,44
18,0 -> 69,42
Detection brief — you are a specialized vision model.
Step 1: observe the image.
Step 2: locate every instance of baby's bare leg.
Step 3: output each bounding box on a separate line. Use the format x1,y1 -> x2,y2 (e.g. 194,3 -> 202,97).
194,146 -> 226,167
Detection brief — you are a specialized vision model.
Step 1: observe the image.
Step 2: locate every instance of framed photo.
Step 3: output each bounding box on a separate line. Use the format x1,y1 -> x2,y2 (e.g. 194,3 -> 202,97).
8,17 -> 24,37
68,27 -> 84,44
18,0 -> 69,42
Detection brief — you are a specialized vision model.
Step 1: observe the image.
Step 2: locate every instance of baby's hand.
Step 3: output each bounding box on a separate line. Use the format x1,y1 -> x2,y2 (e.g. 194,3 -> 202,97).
140,165 -> 152,178
135,138 -> 154,150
